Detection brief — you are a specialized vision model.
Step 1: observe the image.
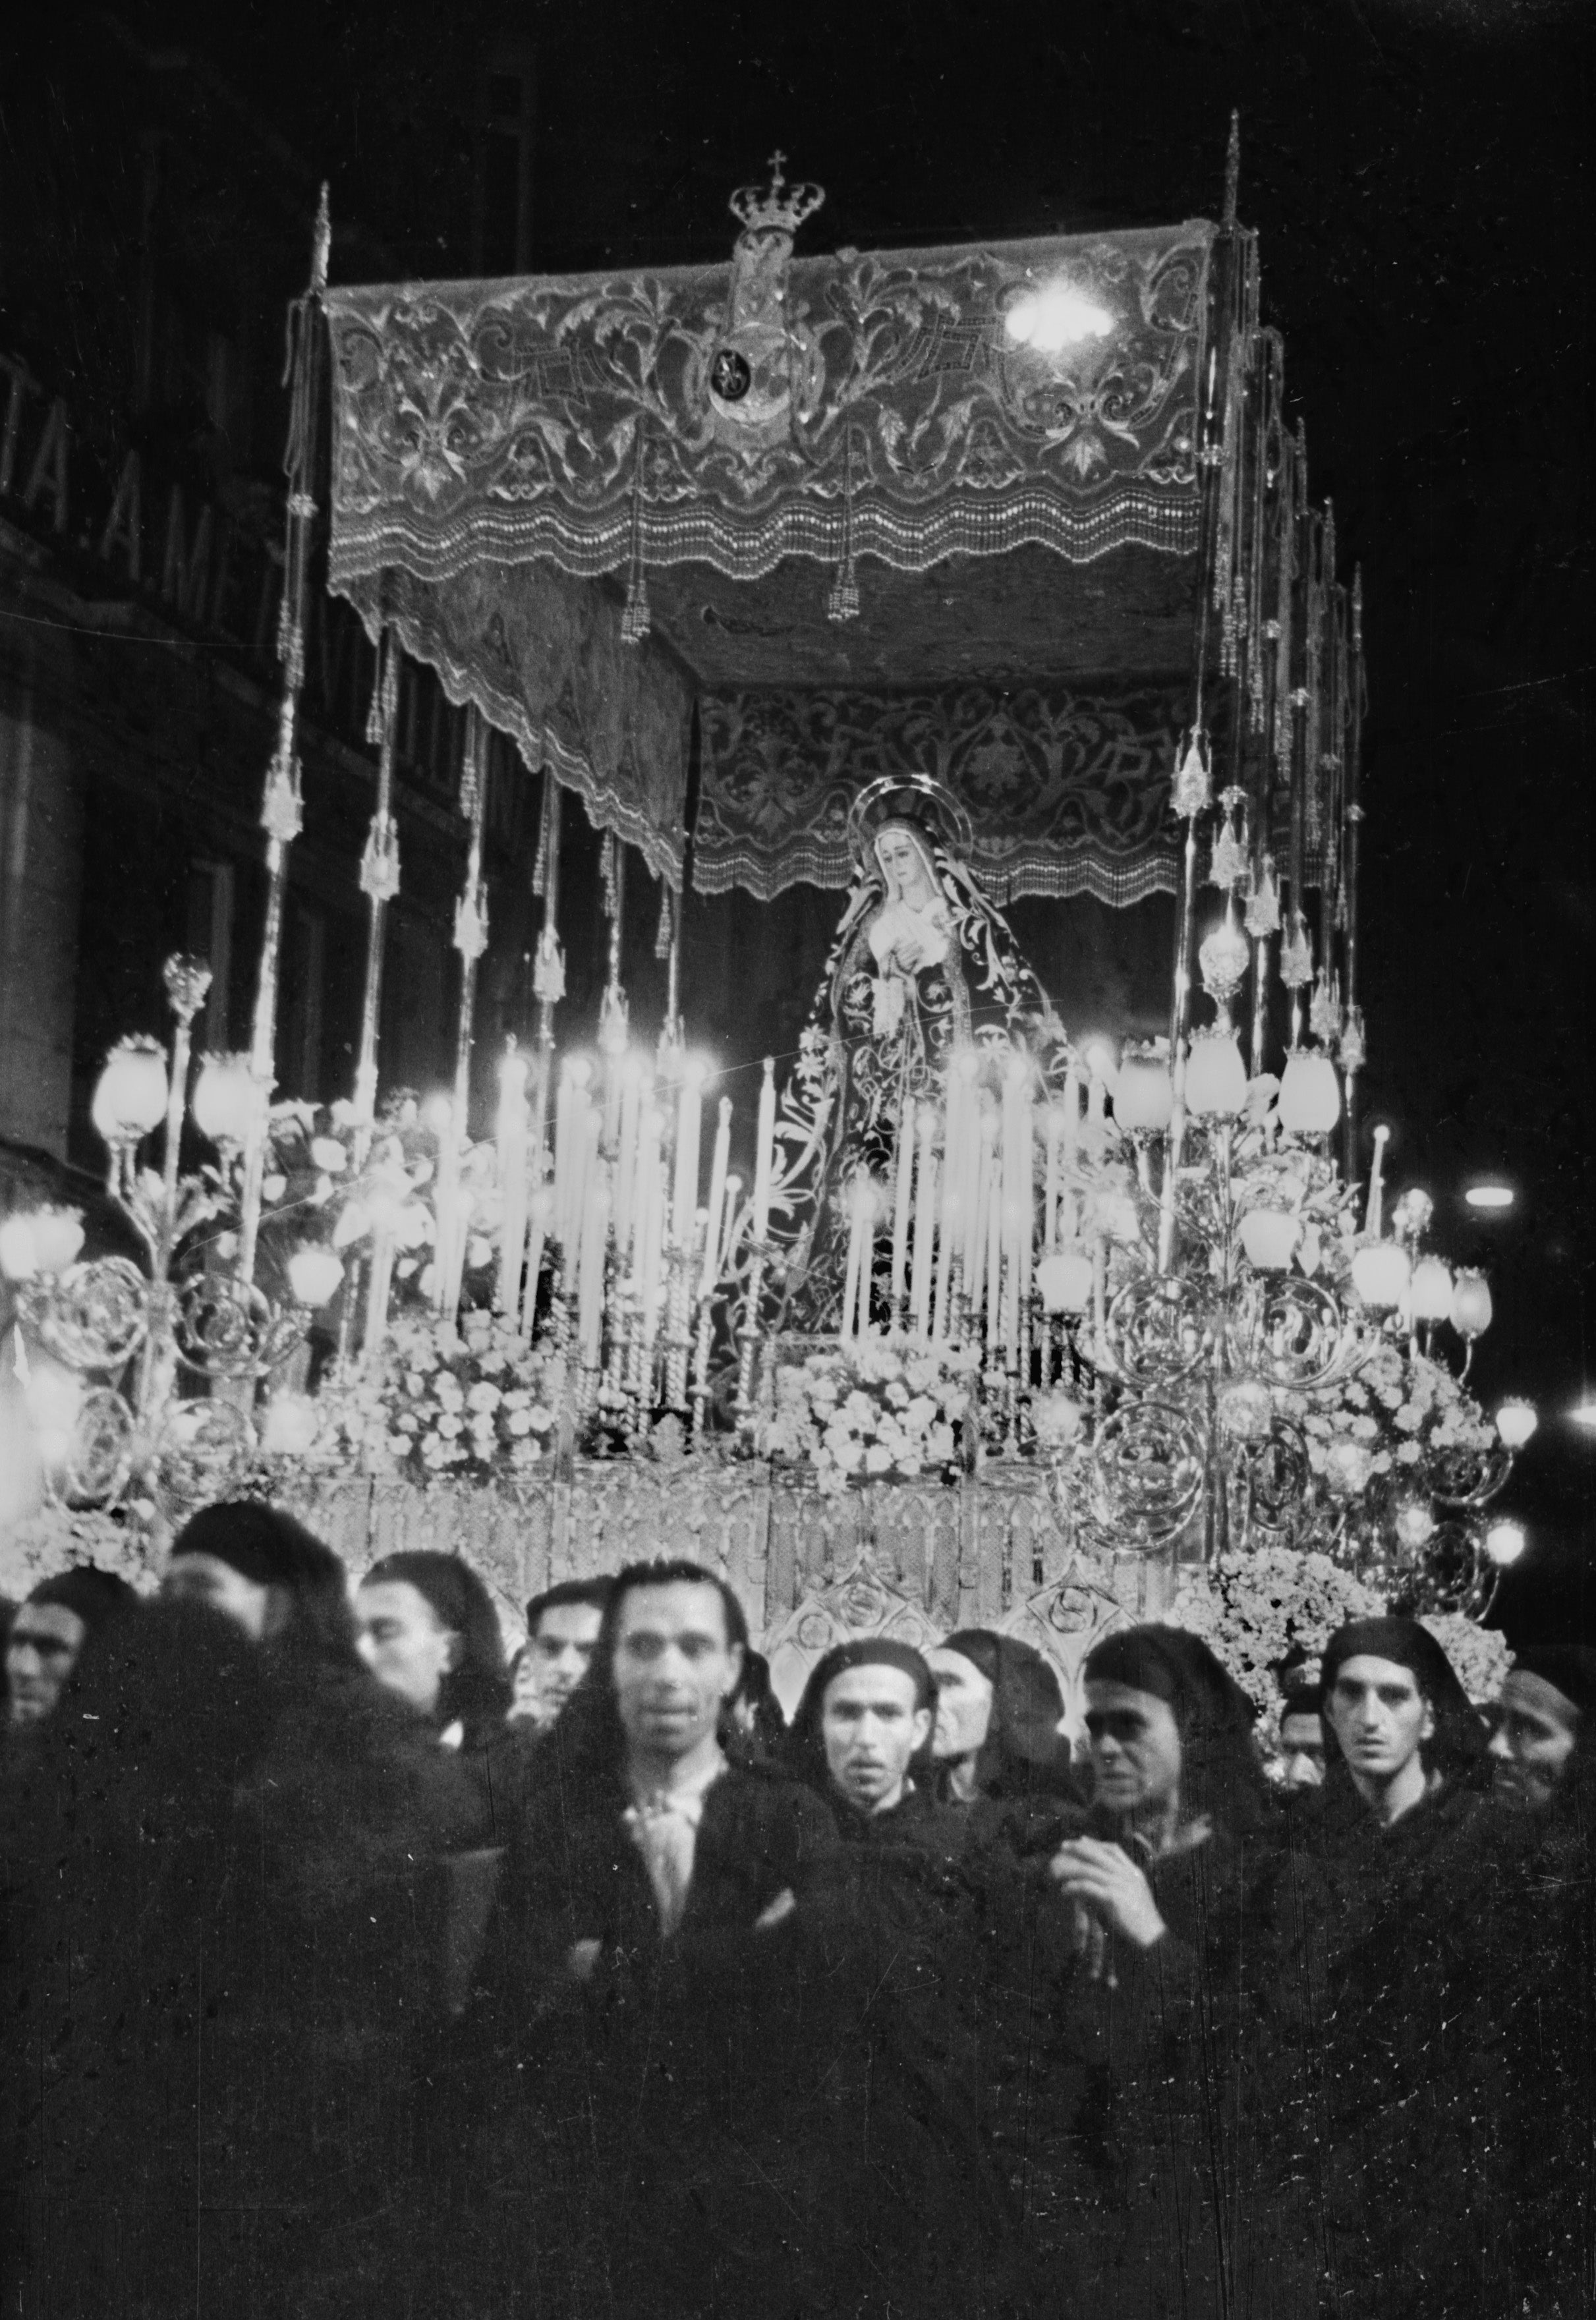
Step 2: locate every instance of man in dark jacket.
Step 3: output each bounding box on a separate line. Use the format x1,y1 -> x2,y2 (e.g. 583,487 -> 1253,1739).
470,1558 -> 836,2320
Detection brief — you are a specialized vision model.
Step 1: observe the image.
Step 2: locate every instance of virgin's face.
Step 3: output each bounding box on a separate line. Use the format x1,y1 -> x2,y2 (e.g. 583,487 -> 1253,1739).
875,825 -> 934,908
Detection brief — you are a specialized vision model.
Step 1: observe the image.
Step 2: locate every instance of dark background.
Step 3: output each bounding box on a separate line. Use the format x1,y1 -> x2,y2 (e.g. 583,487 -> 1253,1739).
4,0 -> 1590,1632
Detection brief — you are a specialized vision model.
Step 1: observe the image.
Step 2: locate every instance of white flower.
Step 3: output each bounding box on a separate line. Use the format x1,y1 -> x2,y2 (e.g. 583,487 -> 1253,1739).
865,1443 -> 894,1474
436,1413 -> 463,1439
832,1440 -> 863,1475
467,1381 -> 501,1414
904,1394 -> 937,1434
505,1407 -> 534,1437
310,1137 -> 348,1174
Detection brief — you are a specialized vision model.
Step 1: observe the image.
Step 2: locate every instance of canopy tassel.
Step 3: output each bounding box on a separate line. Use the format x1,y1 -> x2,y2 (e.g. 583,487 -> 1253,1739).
827,426 -> 860,623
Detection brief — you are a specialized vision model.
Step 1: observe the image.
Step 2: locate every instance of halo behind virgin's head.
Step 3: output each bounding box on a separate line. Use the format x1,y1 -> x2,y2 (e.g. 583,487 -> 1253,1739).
845,772 -> 974,874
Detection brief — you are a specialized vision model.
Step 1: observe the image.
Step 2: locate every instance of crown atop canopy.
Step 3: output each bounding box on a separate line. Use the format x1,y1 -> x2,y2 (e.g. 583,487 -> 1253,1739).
729,152 -> 826,242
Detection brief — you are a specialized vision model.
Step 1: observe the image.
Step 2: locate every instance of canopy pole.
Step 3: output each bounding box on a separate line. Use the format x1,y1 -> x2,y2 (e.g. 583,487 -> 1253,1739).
436,709 -> 490,1323
351,625 -> 401,1168
238,184 -> 329,1286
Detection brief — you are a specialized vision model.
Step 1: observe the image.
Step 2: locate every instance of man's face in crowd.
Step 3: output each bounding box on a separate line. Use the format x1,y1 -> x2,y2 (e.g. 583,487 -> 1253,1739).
1279,1709 -> 1327,1793
526,1601 -> 605,1724
355,1581 -> 458,1718
1085,1680 -> 1183,1819
1326,1655 -> 1433,1787
613,1581 -> 741,1765
1490,1671 -> 1580,1811
927,1647 -> 994,1764
163,1554 -> 275,1642
822,1664 -> 931,1815
6,1602 -> 86,1726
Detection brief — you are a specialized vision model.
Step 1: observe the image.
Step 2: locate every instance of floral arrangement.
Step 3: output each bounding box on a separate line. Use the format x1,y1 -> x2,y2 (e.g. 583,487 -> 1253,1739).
758,1334 -> 979,1494
262,1095 -> 502,1313
313,1308 -> 557,1482
1169,1544 -> 1382,1724
1417,1610 -> 1510,1706
1278,1343 -> 1498,1499
0,1502 -> 161,1599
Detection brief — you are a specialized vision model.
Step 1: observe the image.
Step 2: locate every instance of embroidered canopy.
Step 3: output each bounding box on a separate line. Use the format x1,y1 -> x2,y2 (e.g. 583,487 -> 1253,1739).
324,190 -> 1222,894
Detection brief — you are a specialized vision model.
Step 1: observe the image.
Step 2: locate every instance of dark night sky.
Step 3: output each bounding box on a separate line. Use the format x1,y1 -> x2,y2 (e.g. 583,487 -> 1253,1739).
16,0 -> 1596,1628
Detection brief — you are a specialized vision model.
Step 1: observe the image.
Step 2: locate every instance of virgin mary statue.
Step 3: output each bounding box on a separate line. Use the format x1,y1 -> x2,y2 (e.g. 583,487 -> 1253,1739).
771,776 -> 1075,1332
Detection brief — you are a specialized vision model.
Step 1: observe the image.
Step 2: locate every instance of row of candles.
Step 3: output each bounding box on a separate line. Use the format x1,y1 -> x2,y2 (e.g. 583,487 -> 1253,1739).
480,1036 -> 779,1417
474,1013 -> 1512,1407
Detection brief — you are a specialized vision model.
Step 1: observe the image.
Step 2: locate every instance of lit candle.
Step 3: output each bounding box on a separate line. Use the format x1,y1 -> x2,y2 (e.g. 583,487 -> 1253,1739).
1365,1123 -> 1390,1238
577,1160 -> 609,1369
1061,1065 -> 1081,1243
857,1195 -> 873,1340
967,1112 -> 994,1330
363,1225 -> 396,1372
985,1141 -> 1004,1359
614,1054 -> 642,1252
841,1183 -> 865,1342
431,1096 -> 459,1319
751,1058 -> 776,1244
638,1119 -> 667,1344
496,1045 -> 529,1317
890,1106 -> 914,1318
520,1187 -> 552,1342
700,1097 -> 732,1299
719,1174 -> 743,1279
671,1060 -> 706,1251
1043,1104 -> 1062,1257
910,1104 -> 936,1338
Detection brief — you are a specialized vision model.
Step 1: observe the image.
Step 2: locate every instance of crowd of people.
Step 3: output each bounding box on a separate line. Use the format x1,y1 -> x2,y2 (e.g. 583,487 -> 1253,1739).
0,1510 -> 1591,2318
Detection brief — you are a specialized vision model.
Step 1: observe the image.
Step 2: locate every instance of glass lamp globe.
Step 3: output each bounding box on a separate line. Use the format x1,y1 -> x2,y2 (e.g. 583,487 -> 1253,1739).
1495,1398 -> 1537,1451
1114,1048 -> 1174,1132
1036,1248 -> 1095,1314
93,1038 -> 169,1142
0,1214 -> 41,1282
1351,1241 -> 1412,1311
1410,1255 -> 1454,1324
1239,1208 -> 1301,1272
1185,1028 -> 1247,1119
287,1245 -> 346,1309
193,1054 -> 262,1146
1277,1049 -> 1341,1136
1450,1268 -> 1493,1339
31,1209 -> 85,1274
1483,1518 -> 1526,1567
261,1393 -> 320,1456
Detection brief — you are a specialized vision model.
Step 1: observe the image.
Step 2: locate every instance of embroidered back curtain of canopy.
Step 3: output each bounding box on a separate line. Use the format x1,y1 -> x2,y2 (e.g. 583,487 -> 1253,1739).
322,195 -> 1355,915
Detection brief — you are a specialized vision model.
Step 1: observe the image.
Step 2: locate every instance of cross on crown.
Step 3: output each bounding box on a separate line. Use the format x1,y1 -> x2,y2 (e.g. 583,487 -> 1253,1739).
729,151 -> 826,239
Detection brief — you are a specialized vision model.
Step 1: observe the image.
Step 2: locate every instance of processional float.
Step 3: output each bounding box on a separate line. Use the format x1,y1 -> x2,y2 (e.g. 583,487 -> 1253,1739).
1,139 -> 1533,1708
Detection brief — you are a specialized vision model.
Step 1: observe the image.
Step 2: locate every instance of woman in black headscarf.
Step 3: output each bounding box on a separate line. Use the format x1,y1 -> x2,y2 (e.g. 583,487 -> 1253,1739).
356,1548 -> 536,1848
783,1639 -> 1033,2319
1046,1624 -> 1315,2320
1309,1616 -> 1518,2319
928,1629 -> 1079,1832
157,1502 -> 478,2316
3,1599 -> 277,2316
1488,1645 -> 1596,2307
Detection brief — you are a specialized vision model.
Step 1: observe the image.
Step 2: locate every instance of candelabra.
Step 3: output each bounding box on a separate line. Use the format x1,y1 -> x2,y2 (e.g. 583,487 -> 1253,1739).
1033,1036 -> 1535,1616
2,954 -> 345,1514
